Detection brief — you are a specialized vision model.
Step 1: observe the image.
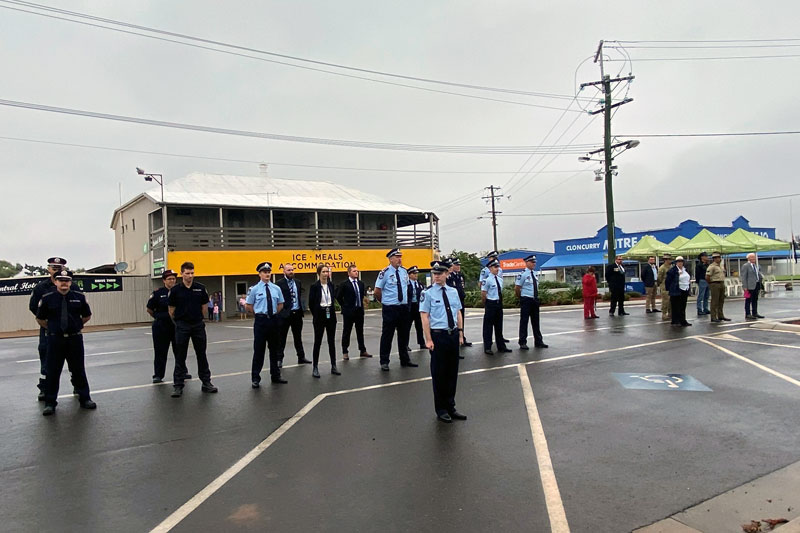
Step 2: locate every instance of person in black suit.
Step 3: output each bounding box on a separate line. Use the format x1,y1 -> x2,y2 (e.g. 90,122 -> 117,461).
308,264 -> 339,378
275,263 -> 311,367
605,256 -> 629,316
406,266 -> 426,350
335,265 -> 371,360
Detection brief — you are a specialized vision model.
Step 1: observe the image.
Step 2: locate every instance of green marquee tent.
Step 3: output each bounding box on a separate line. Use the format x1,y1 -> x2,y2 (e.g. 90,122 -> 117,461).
674,229 -> 740,255
724,228 -> 791,252
621,235 -> 676,259
668,235 -> 689,249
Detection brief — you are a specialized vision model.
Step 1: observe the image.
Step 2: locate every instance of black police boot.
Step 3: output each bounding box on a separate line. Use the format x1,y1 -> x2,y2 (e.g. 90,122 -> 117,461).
80,399 -> 97,410
42,405 -> 56,416
171,386 -> 183,398
201,381 -> 218,393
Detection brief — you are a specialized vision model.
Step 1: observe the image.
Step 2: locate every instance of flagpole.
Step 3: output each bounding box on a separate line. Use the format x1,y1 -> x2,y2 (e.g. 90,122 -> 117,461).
791,199 -> 796,279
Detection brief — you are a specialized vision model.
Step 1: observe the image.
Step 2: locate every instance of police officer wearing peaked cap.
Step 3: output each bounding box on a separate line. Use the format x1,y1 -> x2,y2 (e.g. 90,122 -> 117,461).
374,248 -> 417,370
420,260 -> 466,423
446,256 -> 472,350
515,254 -> 548,349
482,259 -> 511,354
36,270 -> 96,415
29,256 -> 78,401
479,251 -> 509,343
406,265 -> 426,351
246,261 -> 286,387
146,269 -> 191,384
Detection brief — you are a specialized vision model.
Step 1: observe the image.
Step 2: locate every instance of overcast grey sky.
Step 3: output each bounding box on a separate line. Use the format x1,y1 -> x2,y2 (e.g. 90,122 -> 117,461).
1,1 -> 799,268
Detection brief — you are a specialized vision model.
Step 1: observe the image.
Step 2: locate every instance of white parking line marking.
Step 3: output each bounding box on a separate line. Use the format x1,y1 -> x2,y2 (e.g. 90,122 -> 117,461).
706,336 -> 800,350
518,365 -> 570,533
695,337 -> 800,388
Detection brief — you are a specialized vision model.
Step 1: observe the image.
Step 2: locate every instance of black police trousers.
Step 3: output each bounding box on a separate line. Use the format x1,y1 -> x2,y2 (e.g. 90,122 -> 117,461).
151,319 -> 176,380
252,315 -> 281,383
430,329 -> 460,416
341,307 -> 366,354
407,302 -> 425,347
609,289 -> 626,315
518,296 -> 543,346
173,321 -> 212,386
483,300 -> 507,351
279,310 -> 305,362
379,304 -> 411,365
37,327 -> 77,392
43,334 -> 90,406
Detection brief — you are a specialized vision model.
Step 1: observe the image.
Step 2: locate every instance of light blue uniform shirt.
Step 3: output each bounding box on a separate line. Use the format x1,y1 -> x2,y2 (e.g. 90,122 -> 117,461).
514,267 -> 538,298
479,265 -> 503,288
420,284 -> 462,329
375,265 -> 409,305
482,272 -> 503,300
285,277 -> 301,311
246,281 -> 284,315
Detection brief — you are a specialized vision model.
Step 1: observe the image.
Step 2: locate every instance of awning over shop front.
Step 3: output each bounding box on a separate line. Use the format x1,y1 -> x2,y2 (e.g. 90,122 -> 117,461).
540,252 -> 607,269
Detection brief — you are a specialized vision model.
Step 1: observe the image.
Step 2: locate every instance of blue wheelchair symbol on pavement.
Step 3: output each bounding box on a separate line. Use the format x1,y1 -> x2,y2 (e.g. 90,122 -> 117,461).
613,373 -> 712,391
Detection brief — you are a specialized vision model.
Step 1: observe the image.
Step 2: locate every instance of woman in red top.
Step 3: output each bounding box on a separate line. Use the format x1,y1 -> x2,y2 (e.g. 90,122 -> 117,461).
582,267 -> 599,319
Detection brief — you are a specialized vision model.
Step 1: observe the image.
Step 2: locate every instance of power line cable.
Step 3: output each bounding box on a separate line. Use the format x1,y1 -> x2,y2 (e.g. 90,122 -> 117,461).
0,98 -> 600,154
606,54 -> 800,61
613,38 -> 800,43
498,192 -> 800,217
618,131 -> 800,138
0,134 -> 596,174
1,0 -> 595,106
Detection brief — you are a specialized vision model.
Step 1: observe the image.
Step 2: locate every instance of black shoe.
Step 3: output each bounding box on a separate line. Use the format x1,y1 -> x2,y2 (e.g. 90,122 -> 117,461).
298,358 -> 312,364
184,374 -> 192,380
38,391 -> 45,402
449,410 -> 467,421
331,365 -> 341,376
171,386 -> 183,397
518,344 -> 530,350
80,400 -> 97,410
502,338 -> 510,343
152,377 -> 164,384
620,312 -> 630,316
609,311 -> 615,316
457,354 -> 465,359
437,413 -> 453,423
710,319 -> 721,323
535,343 -> 549,348
499,348 -> 512,353
312,367 -> 320,378
484,350 -> 494,355
652,308 -> 661,313
463,341 -> 473,347
755,314 -> 765,319
721,317 -> 732,321
42,405 -> 56,416
252,381 -> 260,389
745,314 -> 754,320
646,309 -> 652,314
201,381 -> 218,393
682,322 -> 692,327
380,363 -> 390,371
401,361 -> 419,367
271,377 -> 288,384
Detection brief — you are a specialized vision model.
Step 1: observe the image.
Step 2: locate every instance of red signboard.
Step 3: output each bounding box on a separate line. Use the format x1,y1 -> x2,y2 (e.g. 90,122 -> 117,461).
500,259 -> 526,271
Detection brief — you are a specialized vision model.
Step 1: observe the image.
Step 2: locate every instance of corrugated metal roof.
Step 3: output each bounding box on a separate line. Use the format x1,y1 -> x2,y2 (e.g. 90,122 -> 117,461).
142,172 -> 427,214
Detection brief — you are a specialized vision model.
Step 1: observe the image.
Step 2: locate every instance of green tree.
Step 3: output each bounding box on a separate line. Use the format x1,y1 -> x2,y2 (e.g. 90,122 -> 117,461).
0,260 -> 23,278
24,263 -> 48,276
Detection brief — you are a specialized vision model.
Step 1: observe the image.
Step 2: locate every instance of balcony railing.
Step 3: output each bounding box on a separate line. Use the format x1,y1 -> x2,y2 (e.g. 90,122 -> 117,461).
164,226 -> 438,251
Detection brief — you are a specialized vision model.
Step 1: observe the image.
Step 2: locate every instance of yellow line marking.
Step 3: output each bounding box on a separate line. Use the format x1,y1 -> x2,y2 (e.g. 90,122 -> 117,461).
518,365 -> 570,533
695,337 -> 800,388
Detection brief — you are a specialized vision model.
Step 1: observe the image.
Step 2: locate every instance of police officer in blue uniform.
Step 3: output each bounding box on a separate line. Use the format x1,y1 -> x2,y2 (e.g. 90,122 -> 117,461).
374,248 -> 417,371
406,266 -> 426,351
29,256 -> 78,400
481,259 -> 511,355
420,260 -> 466,423
246,261 -> 287,387
35,270 -> 96,416
146,269 -> 192,384
479,251 -> 509,344
446,257 -> 472,351
167,261 -> 218,397
515,255 -> 548,350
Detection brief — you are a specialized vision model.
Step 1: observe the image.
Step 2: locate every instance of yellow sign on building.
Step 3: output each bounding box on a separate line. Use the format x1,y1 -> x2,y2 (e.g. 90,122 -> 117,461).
167,248 -> 435,276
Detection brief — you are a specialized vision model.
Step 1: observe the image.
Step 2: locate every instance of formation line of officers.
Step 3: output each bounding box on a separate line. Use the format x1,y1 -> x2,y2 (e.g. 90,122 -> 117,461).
29,249 -> 551,422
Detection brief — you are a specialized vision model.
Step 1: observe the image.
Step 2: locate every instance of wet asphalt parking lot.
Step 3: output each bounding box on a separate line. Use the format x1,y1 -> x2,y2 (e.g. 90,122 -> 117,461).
1,293 -> 799,532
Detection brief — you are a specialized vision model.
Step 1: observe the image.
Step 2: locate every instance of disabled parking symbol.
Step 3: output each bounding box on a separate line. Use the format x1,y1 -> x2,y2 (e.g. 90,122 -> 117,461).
613,373 -> 712,392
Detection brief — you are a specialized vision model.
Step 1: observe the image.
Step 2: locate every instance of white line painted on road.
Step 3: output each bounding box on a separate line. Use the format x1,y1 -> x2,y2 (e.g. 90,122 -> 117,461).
695,337 -> 800,388
17,339 -> 251,363
705,336 -> 800,350
518,365 -> 570,533
150,393 -> 328,533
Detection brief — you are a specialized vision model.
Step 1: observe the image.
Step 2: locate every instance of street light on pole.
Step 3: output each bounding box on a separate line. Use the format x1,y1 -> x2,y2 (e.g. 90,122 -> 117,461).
136,167 -> 164,203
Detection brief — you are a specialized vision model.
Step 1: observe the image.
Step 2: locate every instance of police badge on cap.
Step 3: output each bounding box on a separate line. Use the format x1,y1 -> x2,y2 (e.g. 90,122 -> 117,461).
487,259 -> 500,268
524,254 -> 537,263
55,269 -> 73,281
47,257 -> 68,267
386,248 -> 402,258
486,251 -> 498,259
257,261 -> 272,272
161,269 -> 177,279
451,257 -> 461,266
407,265 -> 419,274
430,261 -> 448,273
